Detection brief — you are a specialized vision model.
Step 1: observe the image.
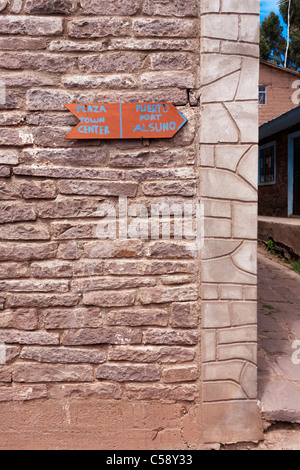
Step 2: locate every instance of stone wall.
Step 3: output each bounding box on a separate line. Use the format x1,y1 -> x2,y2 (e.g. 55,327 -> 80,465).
0,0 -> 262,449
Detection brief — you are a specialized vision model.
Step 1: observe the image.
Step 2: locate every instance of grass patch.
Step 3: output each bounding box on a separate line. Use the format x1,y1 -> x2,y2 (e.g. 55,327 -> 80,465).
291,261 -> 300,276
262,304 -> 277,316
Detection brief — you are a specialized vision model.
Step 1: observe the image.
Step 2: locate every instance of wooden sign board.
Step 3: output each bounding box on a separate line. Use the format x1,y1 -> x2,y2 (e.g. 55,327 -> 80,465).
64,102 -> 188,140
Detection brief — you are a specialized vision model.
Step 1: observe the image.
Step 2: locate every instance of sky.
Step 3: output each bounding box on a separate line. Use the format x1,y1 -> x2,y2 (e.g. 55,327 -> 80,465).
260,0 -> 288,35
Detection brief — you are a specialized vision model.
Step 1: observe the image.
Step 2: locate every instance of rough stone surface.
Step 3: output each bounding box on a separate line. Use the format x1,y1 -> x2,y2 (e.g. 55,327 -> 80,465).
0,0 -> 261,449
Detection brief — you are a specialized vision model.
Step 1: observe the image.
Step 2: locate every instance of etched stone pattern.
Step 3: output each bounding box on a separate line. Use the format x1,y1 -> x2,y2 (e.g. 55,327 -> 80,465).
200,0 -> 262,443
0,0 -> 202,406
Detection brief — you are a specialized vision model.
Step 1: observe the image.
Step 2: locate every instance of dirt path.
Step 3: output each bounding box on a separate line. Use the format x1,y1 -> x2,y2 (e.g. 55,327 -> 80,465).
225,248 -> 300,449
258,246 -> 300,424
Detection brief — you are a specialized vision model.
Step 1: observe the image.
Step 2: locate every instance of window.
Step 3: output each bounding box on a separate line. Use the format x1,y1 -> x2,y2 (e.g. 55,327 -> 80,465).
259,86 -> 266,105
259,142 -> 276,185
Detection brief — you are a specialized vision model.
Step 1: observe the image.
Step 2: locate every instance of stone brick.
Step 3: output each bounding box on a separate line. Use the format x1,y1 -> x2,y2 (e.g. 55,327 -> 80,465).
31,260 -> 73,279
219,284 -> 243,300
130,169 -> 195,182
26,89 -> 73,111
53,222 -> 97,240
0,180 -> 21,200
0,167 -> 10,178
218,326 -> 257,344
49,383 -> 122,400
126,384 -> 198,401
0,309 -> 38,330
49,40 -> 107,52
0,280 -> 69,293
0,128 -> 32,146
0,367 -> 12,383
1,72 -> 59,88
16,166 -> 123,181
218,343 -> 257,363
0,16 -> 63,36
58,181 -> 138,197
21,347 -> 106,364
10,0 -> 22,13
84,240 -> 144,259
73,277 -> 155,293
63,74 -> 137,90
20,181 -> 57,199
133,19 -> 197,37
38,198 -> 101,219
0,223 -> 50,241
58,241 -> 81,260
161,275 -> 194,285
105,260 -> 194,276
144,329 -> 198,346
143,0 -> 198,17
109,38 -> 198,52
108,346 -> 195,363
13,364 -> 94,383
0,53 -> 75,73
68,18 -> 131,38
231,302 -> 257,326
203,361 -> 244,382
163,366 -> 198,383
97,364 -> 160,382
0,385 -> 47,402
0,204 -> 34,227
80,53 -> 146,73
203,302 -> 231,328
6,294 -> 78,309
0,242 -> 57,262
25,0 -> 78,15
22,148 -> 108,167
142,181 -> 196,196
150,53 -> 194,70
0,37 -> 46,50
0,149 -> 21,164
141,71 -> 195,89
148,242 -> 196,259
109,148 -> 194,168
80,0 -> 140,15
172,302 -> 198,328
203,330 -> 217,362
203,382 -> 247,402
107,309 -> 168,327
140,285 -> 198,304
0,262 -> 30,279
4,346 -> 20,364
44,307 -> 103,329
83,290 -> 135,308
63,328 -> 142,346
0,330 -> 59,345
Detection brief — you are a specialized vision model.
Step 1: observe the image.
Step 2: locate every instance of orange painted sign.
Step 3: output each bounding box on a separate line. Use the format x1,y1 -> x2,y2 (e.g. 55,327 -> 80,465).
64,103 -> 188,140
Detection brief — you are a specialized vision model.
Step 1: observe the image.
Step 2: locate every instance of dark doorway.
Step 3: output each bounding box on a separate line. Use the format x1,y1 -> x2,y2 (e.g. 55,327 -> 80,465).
293,137 -> 300,216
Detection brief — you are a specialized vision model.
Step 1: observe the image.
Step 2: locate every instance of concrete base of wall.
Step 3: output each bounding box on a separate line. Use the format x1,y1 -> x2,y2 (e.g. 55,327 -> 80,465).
0,399 -> 203,450
258,216 -> 300,259
0,398 -> 264,449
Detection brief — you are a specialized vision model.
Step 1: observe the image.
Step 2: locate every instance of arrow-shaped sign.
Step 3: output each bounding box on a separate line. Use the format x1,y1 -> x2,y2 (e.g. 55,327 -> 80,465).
64,102 -> 188,140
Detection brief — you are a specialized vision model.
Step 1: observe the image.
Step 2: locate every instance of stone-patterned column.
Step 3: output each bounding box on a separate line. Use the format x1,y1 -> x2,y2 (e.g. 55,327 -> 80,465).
200,0 -> 263,444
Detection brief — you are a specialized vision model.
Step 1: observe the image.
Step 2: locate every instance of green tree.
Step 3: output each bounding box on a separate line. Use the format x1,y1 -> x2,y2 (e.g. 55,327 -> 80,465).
279,0 -> 300,69
260,12 -> 286,65
279,0 -> 300,29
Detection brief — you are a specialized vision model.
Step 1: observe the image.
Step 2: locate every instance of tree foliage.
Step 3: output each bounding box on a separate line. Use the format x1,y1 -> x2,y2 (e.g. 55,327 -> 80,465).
260,11 -> 286,65
260,1 -> 300,70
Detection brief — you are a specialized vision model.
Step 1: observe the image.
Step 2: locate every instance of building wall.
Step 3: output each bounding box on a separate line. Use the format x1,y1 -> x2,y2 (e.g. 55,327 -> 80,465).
0,0 -> 262,449
259,123 -> 299,218
259,62 -> 299,126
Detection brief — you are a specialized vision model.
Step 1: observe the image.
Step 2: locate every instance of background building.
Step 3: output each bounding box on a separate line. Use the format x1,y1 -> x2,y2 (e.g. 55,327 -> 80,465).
259,60 -> 300,126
